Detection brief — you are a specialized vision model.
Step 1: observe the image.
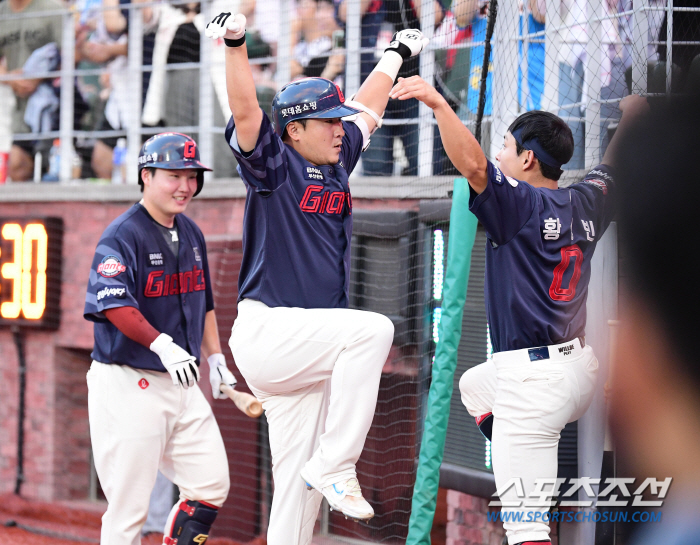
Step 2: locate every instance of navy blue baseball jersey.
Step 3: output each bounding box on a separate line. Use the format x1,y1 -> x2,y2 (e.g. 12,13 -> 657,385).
84,204 -> 215,370
224,111 -> 364,309
470,161 -> 615,353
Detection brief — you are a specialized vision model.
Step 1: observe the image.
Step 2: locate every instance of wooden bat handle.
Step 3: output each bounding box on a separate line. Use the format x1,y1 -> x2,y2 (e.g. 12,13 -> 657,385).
220,384 -> 263,418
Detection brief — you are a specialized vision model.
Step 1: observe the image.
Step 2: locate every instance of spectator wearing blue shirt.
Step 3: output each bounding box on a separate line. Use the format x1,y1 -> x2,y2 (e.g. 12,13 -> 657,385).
518,0 -> 545,111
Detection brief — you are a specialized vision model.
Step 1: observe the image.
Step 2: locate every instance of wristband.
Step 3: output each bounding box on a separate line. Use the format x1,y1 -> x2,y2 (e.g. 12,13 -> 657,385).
372,50 -> 404,82
224,35 -> 246,48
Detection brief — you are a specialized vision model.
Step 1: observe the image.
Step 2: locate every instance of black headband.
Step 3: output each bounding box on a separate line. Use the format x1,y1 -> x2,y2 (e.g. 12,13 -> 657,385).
511,127 -> 563,170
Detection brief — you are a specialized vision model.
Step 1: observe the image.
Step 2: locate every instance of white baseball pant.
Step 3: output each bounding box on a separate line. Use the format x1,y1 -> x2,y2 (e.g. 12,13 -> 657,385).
87,361 -> 230,545
459,340 -> 598,545
229,299 -> 395,545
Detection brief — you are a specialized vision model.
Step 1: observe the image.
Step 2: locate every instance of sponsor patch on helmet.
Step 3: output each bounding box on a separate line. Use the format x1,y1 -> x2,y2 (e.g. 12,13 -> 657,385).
96,286 -> 127,301
97,255 -> 127,278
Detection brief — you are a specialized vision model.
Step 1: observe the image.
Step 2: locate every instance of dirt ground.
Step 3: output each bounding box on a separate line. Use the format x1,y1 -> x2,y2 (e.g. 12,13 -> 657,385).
0,494 -> 265,545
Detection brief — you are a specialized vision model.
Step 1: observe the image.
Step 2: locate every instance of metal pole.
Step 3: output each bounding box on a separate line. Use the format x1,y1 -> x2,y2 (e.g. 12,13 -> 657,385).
345,0 -> 362,96
199,0 -> 214,180
542,0 -> 562,112
13,327 -> 26,495
521,0 -> 530,111
666,0 -> 673,94
489,0 -> 517,161
126,6 -> 144,185
631,0 -> 650,94
275,0 -> 293,89
417,0 -> 437,177
59,11 -> 75,182
584,0 -> 602,168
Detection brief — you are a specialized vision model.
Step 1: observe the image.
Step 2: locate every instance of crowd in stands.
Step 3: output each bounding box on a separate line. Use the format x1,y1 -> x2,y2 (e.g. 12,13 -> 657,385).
0,0 -> 698,182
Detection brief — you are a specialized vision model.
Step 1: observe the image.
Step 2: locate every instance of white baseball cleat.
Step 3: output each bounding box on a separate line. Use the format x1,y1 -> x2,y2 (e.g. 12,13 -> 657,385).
300,470 -> 375,521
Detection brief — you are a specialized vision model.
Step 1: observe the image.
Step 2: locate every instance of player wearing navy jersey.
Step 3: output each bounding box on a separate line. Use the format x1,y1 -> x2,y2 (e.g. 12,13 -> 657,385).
204,11 -> 428,545
390,77 -> 625,545
83,133 -> 238,545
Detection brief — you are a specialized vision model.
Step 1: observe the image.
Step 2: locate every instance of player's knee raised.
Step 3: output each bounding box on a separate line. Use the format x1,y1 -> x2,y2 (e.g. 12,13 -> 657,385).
371,314 -> 395,347
459,369 -> 477,404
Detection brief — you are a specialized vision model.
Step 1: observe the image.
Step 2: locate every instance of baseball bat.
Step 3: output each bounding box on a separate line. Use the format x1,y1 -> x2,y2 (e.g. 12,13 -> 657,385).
220,384 -> 263,418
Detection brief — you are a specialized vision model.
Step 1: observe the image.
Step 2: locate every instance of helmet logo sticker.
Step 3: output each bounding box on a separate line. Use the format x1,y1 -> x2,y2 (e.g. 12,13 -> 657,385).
184,141 -> 196,158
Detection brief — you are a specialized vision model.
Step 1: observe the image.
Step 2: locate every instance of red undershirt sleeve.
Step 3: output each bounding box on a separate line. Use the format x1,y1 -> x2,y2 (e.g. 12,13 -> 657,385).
103,306 -> 160,348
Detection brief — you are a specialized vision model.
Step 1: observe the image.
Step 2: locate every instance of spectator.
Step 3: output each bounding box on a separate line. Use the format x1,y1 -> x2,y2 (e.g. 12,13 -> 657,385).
361,0 -> 444,176
556,0 -> 620,169
432,0 -> 477,174
334,0 -> 384,82
656,0 -> 700,93
160,2 -> 244,178
0,0 -> 63,181
84,0 -> 156,180
291,0 -> 344,82
519,0 -> 545,111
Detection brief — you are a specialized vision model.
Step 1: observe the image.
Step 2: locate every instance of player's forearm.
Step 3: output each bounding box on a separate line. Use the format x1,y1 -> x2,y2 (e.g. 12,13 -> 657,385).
225,45 -> 263,149
104,306 -> 160,347
353,70 -> 394,125
602,95 -> 650,169
433,100 -> 488,192
200,310 -> 222,361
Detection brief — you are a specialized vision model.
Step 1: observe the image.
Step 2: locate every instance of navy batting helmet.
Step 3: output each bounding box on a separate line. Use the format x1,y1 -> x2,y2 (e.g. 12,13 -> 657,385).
272,77 -> 362,138
138,133 -> 212,196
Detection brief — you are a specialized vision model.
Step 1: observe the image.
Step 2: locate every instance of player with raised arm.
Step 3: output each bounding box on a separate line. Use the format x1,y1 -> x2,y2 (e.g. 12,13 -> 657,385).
204,12 -> 428,545
390,76 -> 631,545
83,133 -> 238,545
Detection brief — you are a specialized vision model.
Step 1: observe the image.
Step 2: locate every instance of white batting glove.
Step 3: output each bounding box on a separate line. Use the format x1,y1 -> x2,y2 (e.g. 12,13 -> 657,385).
205,12 -> 246,41
385,29 -> 429,60
208,353 -> 237,399
150,333 -> 200,388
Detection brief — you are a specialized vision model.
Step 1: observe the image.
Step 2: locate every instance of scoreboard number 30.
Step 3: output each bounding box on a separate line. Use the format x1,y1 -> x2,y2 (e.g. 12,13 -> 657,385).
0,218 -> 63,330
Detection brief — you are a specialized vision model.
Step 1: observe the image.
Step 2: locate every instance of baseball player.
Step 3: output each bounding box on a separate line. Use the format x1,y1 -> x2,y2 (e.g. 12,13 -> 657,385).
83,133 -> 237,545
203,12 -> 427,545
390,76 -> 621,545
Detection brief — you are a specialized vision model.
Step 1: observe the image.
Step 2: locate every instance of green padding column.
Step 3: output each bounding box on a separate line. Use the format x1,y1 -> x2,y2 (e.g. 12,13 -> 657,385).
406,178 -> 479,544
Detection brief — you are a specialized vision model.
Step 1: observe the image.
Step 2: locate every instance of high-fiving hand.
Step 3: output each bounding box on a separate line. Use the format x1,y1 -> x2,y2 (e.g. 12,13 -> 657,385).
385,29 -> 430,60
205,12 -> 247,41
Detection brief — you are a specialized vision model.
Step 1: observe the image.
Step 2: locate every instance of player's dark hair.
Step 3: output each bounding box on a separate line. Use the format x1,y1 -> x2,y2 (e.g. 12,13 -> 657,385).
282,119 -> 308,143
138,167 -> 156,192
616,94 -> 700,388
508,111 -> 574,181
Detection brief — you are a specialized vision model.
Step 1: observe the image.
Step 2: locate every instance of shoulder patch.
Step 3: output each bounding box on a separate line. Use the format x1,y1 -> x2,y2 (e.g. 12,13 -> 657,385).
97,255 -> 127,278
96,286 -> 126,301
581,178 -> 608,195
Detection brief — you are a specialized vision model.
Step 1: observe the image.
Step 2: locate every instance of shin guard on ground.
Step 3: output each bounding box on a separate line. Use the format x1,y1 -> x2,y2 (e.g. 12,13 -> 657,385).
476,412 -> 493,441
163,500 -> 218,545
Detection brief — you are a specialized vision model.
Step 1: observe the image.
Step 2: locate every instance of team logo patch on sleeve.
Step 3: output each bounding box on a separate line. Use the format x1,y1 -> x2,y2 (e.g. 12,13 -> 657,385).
304,167 -> 324,181
97,255 -> 127,277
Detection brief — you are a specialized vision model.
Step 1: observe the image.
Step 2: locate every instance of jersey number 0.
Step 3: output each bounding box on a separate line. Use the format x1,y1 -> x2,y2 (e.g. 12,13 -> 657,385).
549,244 -> 583,302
